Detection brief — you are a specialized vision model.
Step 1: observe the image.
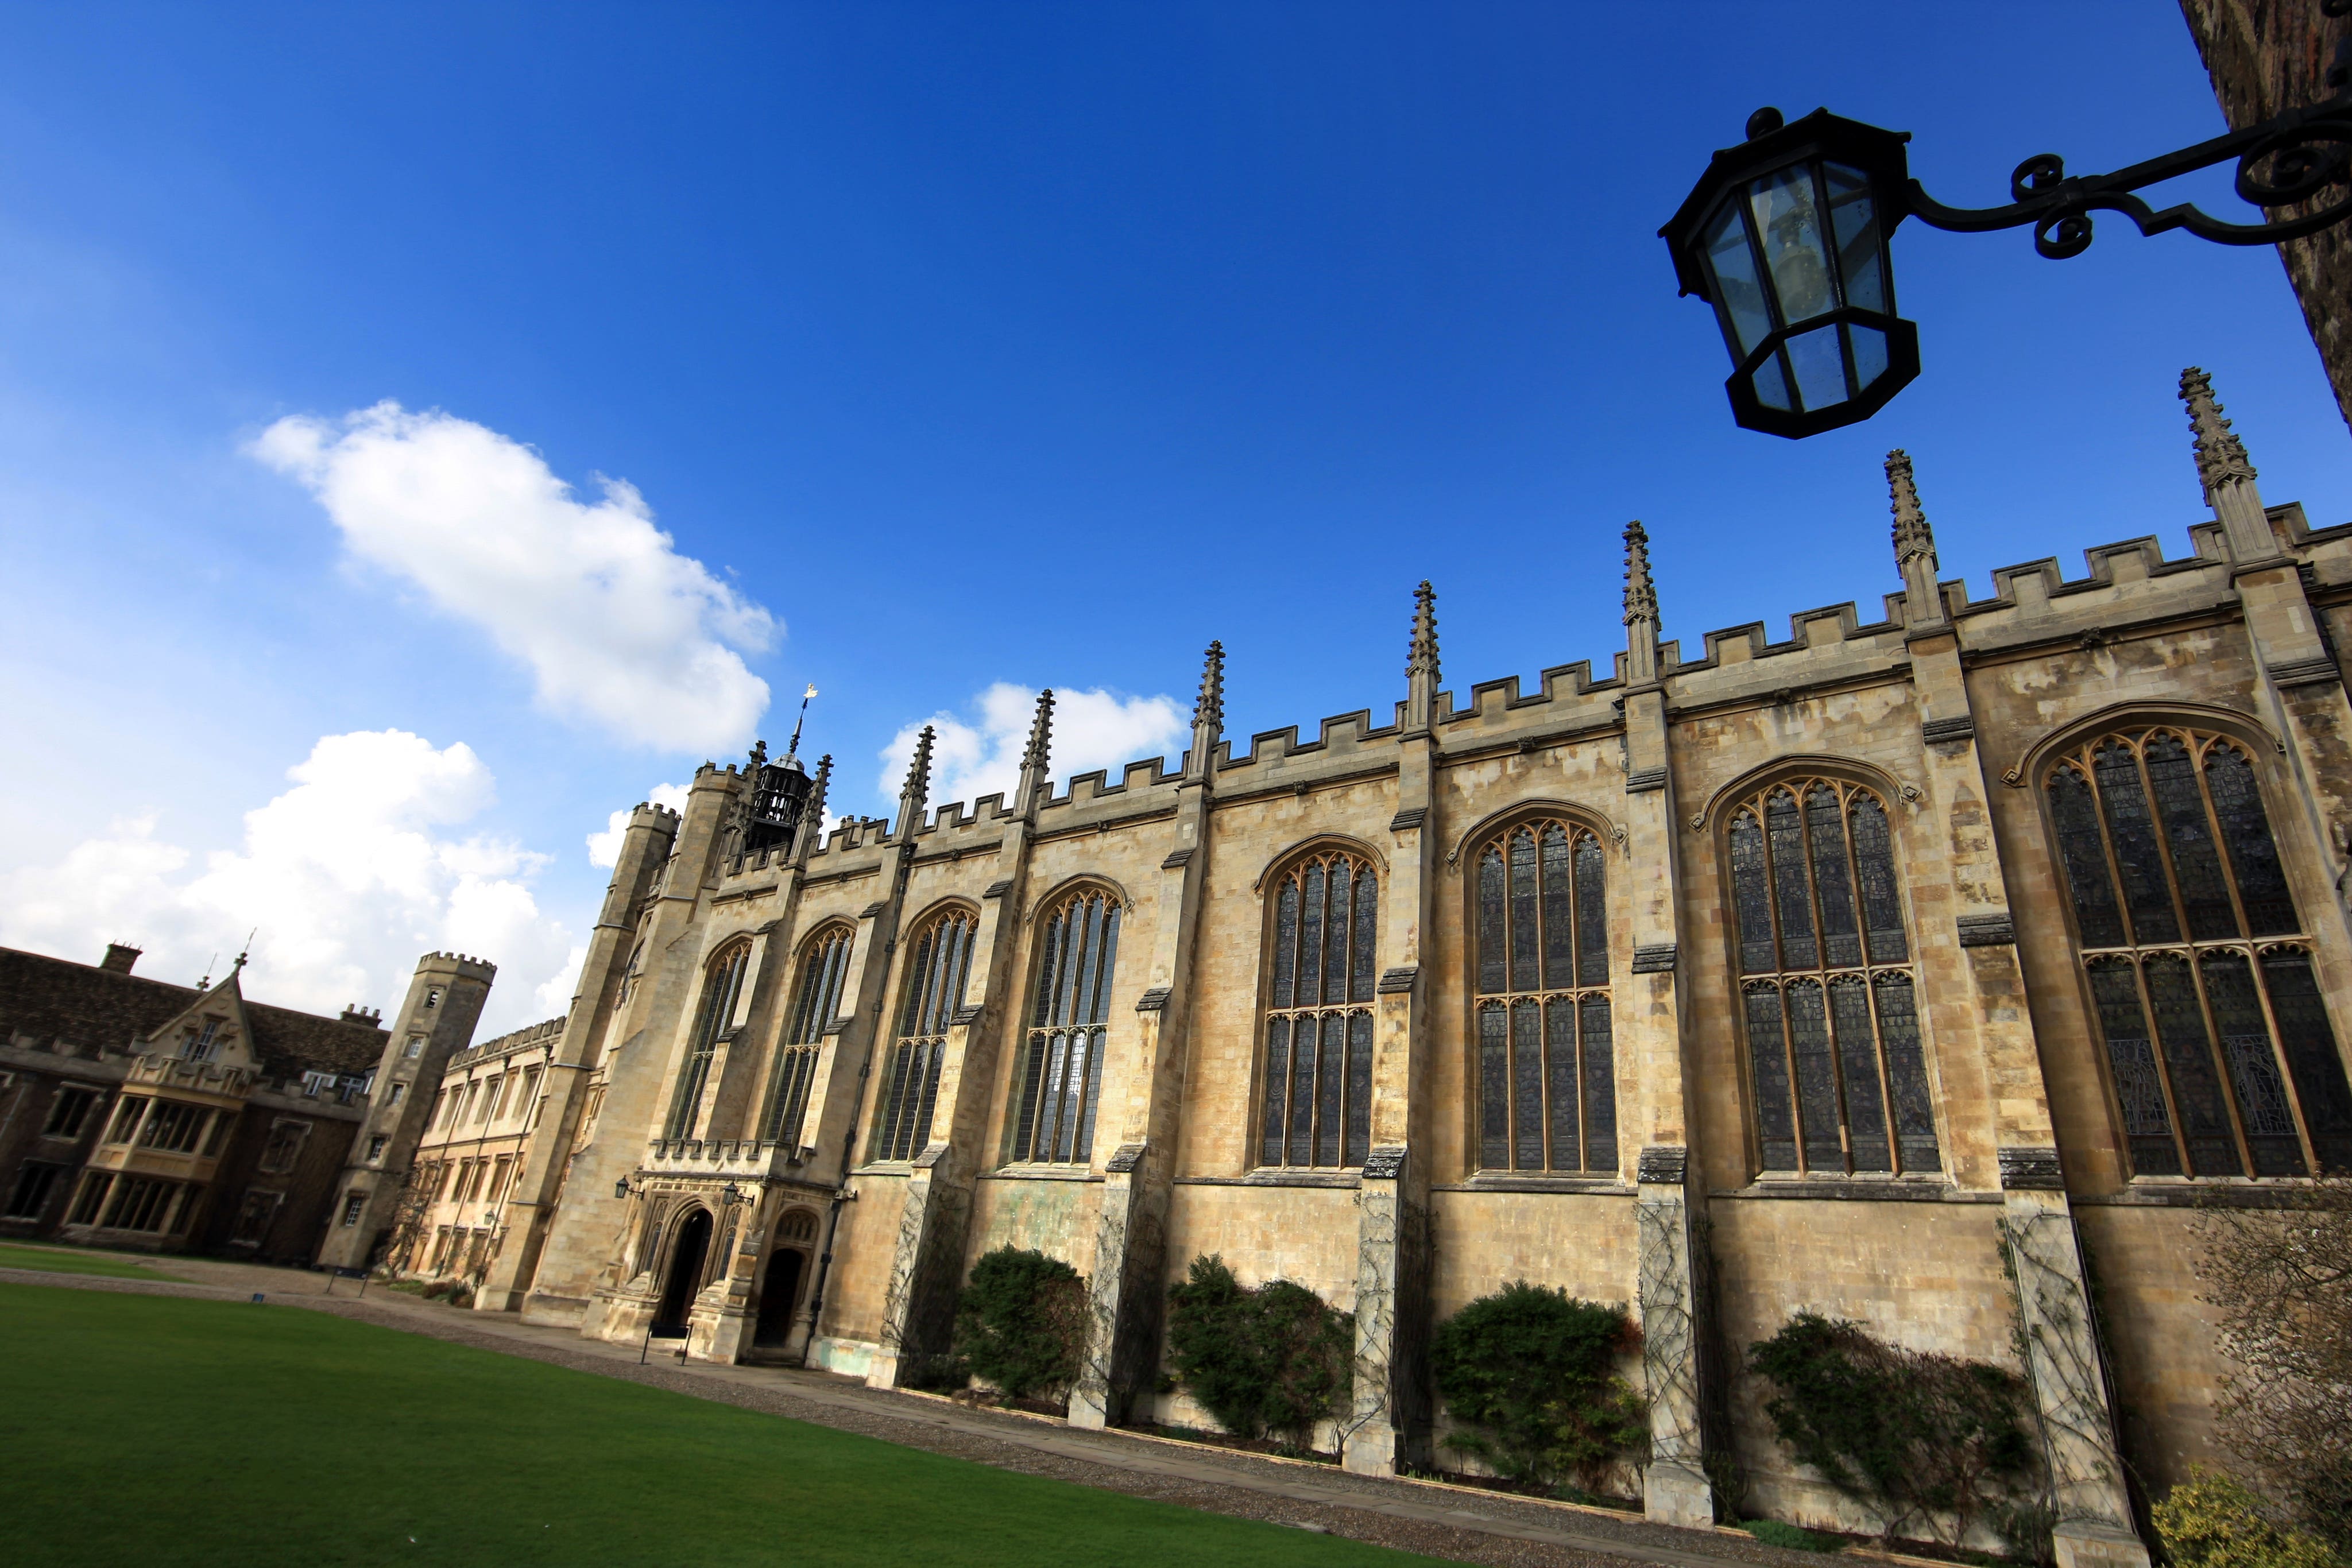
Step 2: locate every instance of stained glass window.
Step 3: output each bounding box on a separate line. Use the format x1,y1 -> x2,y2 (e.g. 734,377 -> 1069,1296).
666,941 -> 753,1141
1260,850 -> 1377,1168
1473,819 -> 1615,1174
763,924 -> 853,1148
1009,889 -> 1121,1164
2045,726 -> 2352,1176
1725,778 -> 1939,1177
874,910 -> 977,1162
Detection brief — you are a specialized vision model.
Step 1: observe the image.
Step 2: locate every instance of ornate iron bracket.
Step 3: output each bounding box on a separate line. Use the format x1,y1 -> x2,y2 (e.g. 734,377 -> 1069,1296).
1903,35 -> 2352,261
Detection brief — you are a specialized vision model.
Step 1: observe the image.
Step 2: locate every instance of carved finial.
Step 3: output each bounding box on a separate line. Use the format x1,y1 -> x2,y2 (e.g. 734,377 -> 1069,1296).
1886,450 -> 1936,570
1622,521 -> 1657,626
1194,641 -> 1225,730
1407,581 -> 1440,685
748,737 -> 768,770
1021,688 -> 1055,774
2180,366 -> 2257,494
903,725 -> 934,797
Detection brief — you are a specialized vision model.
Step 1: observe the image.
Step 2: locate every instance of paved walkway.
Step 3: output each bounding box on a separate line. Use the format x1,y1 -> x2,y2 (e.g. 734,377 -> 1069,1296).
0,1253 -> 1875,1568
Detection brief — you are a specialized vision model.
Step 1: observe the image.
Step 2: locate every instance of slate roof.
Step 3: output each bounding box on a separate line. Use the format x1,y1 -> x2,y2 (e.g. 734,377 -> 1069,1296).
0,946 -> 388,1080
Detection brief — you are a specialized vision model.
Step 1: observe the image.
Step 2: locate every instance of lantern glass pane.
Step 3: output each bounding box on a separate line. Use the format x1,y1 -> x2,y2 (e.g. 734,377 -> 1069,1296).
1824,164 -> 1885,312
1750,354 -> 1793,412
1748,166 -> 1836,326
1850,324 -> 1889,390
1785,324 -> 1848,411
1701,202 -> 1771,355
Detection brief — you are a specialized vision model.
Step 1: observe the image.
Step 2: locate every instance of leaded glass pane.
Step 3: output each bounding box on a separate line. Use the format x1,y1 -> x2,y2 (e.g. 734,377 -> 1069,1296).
1545,997 -> 1580,1171
1274,880 -> 1301,1008
1345,1012 -> 1373,1167
1261,1019 -> 1291,1167
1061,901 -> 1096,1025
1324,859 -> 1353,1006
1541,826 -> 1575,991
1731,811 -> 1777,973
1767,791 -> 1818,970
2146,735 -> 2238,940
1055,1032 -> 1088,1163
1581,995 -> 1618,1173
2206,745 -> 2297,935
1787,980 -> 1842,1172
1076,1028 -> 1106,1160
910,1040 -> 945,1157
1479,1005 -> 1509,1170
1850,795 -> 1908,963
1034,912 -> 1067,1027
2049,769 -> 2126,947
1829,976 -> 1889,1171
1351,873 -> 1378,1004
1314,1015 -> 1345,1166
1477,849 -> 1507,995
1289,1017 -> 1318,1164
2202,953 -> 2301,1176
2144,955 -> 2239,1176
2088,959 -> 2177,1174
1013,1036 -> 1047,1159
1509,831 -> 1539,994
1575,834 -> 1609,987
1745,985 -> 1797,1171
1090,906 -> 1121,1024
2260,950 -> 2352,1172
1038,1032 -> 1069,1160
1874,973 -> 1939,1172
2094,743 -> 2180,944
1297,864 -> 1325,1005
1808,786 -> 1862,968
1511,998 -> 1543,1169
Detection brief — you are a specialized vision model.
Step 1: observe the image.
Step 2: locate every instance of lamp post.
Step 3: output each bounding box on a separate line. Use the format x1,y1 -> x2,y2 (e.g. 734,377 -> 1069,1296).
1662,11 -> 2352,438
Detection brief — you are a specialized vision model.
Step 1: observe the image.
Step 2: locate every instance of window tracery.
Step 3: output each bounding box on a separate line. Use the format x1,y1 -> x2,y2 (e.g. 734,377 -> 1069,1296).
1727,778 -> 1940,1176
665,941 -> 751,1140
1472,818 -> 1617,1174
762,924 -> 852,1148
874,909 -> 977,1162
2046,727 -> 2352,1175
1008,888 -> 1121,1164
1258,849 -> 1378,1168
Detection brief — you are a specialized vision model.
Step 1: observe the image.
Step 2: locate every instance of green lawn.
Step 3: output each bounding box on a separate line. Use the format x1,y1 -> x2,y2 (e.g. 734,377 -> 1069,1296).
0,1283 -> 1448,1568
0,1241 -> 187,1281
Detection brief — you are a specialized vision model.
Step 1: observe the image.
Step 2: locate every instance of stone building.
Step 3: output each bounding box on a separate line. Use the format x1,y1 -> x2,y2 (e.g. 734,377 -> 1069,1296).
390,1015 -> 564,1290
0,943 -> 387,1263
411,370 -> 2347,1567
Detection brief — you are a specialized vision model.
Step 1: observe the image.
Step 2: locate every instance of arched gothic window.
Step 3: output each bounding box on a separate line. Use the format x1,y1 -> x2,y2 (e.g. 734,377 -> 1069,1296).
1474,819 -> 1616,1173
666,941 -> 752,1140
1728,779 -> 1940,1176
2047,728 -> 2352,1175
874,909 -> 977,1162
762,924 -> 853,1148
1259,849 -> 1378,1168
1008,888 -> 1121,1163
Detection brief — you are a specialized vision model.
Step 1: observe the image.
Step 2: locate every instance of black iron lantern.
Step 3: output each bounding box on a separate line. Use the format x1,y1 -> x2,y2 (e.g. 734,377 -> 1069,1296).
1662,107 -> 1921,438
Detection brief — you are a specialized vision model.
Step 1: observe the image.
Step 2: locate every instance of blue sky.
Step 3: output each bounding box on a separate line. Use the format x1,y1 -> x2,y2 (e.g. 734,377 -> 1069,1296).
2,2 -> 2346,1033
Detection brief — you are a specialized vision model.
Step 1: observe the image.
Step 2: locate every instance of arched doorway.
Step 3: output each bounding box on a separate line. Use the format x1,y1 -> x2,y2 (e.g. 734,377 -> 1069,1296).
653,1207 -> 713,1334
753,1249 -> 804,1346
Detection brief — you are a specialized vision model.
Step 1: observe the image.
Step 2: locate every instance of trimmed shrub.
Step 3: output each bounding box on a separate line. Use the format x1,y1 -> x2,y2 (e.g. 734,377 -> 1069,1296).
1743,1519 -> 1845,1554
2154,1470 -> 2341,1568
1165,1255 -> 1353,1447
1429,1282 -> 1646,1491
951,1247 -> 1087,1405
1747,1313 -> 2034,1548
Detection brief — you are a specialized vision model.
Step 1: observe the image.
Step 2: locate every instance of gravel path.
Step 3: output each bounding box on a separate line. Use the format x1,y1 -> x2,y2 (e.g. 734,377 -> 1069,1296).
0,1261 -> 1874,1568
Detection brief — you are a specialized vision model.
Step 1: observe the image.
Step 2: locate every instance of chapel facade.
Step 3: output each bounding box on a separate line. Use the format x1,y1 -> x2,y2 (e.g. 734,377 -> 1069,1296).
407,370 -> 2352,1568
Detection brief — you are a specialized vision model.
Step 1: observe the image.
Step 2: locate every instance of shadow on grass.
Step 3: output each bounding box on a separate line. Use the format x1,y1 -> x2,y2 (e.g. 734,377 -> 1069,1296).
0,1241 -> 188,1282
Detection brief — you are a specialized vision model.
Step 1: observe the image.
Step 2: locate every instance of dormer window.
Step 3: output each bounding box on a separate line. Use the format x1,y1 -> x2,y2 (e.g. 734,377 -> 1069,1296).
181,1019 -> 222,1062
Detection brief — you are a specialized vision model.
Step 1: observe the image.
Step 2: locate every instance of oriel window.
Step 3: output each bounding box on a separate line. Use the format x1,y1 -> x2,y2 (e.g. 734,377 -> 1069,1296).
1473,819 -> 1618,1174
1728,779 -> 1941,1176
875,910 -> 977,1162
764,924 -> 854,1149
1009,889 -> 1121,1164
2047,728 -> 2352,1176
1259,850 -> 1378,1169
664,941 -> 752,1140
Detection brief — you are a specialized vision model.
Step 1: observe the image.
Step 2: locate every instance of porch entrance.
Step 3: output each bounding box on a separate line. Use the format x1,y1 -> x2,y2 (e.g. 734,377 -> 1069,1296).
652,1207 -> 712,1335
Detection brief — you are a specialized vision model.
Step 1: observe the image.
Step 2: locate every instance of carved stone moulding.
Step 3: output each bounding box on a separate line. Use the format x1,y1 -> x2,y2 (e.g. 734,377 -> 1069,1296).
1361,1145 -> 1407,1179
1636,1144 -> 1688,1185
1921,714 -> 1976,746
2269,655 -> 2343,689
1375,965 -> 1419,995
1956,911 -> 2017,947
1631,943 -> 1679,974
1998,1145 -> 2065,1191
1387,807 -> 1428,833
1133,986 -> 1171,1013
1625,766 -> 1668,794
1105,1143 -> 1146,1174
981,879 -> 1015,900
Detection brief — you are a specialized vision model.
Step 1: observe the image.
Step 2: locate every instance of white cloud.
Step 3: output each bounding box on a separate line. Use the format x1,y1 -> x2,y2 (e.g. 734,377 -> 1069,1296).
252,401 -> 776,754
879,683 -> 1187,818
586,782 -> 691,868
0,730 -> 578,1040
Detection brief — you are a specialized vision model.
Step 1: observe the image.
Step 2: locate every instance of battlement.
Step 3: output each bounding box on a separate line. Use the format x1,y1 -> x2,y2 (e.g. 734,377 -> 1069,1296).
416,951 -> 498,977
458,1015 -> 565,1060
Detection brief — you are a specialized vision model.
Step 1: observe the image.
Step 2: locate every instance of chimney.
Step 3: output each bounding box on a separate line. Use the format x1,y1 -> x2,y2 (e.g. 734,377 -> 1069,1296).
100,943 -> 142,975
339,1005 -> 382,1027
